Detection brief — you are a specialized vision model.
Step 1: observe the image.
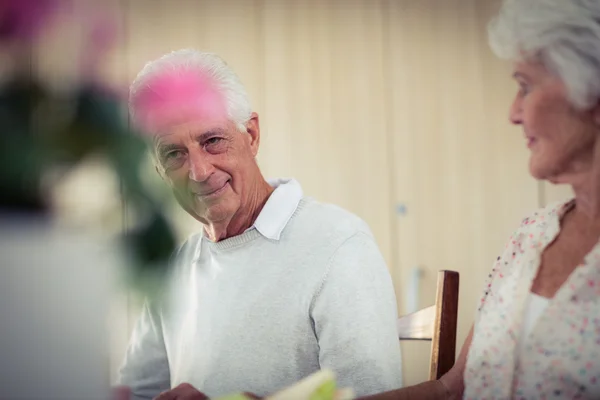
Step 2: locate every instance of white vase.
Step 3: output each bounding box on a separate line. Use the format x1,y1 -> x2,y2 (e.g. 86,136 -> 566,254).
0,213 -> 121,399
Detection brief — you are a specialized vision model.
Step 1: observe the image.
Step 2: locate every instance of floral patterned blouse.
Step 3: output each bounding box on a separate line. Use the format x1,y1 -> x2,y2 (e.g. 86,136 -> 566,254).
464,199 -> 600,399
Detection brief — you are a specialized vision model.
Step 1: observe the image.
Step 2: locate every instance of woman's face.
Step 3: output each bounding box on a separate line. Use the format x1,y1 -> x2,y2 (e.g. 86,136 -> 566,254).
509,60 -> 599,183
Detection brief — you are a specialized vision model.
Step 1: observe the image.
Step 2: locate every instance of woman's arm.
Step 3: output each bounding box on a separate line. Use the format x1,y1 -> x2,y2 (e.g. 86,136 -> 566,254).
357,326 -> 474,400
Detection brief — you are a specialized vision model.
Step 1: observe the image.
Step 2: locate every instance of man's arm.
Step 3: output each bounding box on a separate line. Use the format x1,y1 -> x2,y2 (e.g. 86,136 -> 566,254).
117,300 -> 171,400
310,231 -> 403,397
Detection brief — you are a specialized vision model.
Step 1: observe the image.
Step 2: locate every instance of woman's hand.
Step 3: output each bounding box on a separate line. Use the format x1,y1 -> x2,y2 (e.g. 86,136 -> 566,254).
357,325 -> 473,400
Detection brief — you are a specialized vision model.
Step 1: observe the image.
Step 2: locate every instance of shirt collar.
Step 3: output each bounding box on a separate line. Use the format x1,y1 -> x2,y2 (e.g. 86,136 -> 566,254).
252,178 -> 303,240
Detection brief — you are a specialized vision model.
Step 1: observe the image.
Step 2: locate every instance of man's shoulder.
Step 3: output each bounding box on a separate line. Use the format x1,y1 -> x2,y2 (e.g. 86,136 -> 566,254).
172,232 -> 203,260
158,232 -> 203,284
289,197 -> 374,241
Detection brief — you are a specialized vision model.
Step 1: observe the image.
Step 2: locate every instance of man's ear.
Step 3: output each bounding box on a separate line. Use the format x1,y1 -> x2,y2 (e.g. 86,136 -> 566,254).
155,163 -> 167,181
245,112 -> 260,157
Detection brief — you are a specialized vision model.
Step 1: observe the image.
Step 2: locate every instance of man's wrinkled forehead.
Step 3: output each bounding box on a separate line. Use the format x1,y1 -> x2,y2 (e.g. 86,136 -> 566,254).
133,69 -> 228,135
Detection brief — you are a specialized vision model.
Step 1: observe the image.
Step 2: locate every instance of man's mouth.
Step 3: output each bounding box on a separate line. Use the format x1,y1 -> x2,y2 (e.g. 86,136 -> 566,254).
194,180 -> 230,198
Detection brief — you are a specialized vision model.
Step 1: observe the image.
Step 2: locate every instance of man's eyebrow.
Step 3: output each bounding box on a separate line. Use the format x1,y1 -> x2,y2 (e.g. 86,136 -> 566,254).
195,128 -> 228,141
155,128 -> 228,154
156,142 -> 180,155
198,128 -> 227,138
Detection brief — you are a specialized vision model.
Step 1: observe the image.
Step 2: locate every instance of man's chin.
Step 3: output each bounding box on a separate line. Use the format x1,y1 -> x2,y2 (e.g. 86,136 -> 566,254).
192,203 -> 235,225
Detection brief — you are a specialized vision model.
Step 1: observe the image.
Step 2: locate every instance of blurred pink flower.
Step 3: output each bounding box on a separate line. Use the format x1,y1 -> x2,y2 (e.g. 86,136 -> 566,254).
0,0 -> 61,41
77,4 -> 121,90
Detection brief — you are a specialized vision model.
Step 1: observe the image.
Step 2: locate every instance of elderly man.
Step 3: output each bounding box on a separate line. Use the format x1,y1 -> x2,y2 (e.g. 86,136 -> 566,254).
118,49 -> 402,400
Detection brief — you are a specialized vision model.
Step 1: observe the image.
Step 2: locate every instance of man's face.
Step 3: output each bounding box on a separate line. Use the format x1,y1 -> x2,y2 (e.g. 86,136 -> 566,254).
133,69 -> 261,224
154,115 -> 261,225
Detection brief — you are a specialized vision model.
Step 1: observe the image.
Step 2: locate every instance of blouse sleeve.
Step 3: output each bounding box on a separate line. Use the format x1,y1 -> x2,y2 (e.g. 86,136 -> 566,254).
476,214 -> 533,313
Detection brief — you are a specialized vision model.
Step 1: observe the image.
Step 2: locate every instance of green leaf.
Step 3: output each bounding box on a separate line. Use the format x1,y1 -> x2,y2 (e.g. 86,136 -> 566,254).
214,393 -> 254,400
309,379 -> 337,400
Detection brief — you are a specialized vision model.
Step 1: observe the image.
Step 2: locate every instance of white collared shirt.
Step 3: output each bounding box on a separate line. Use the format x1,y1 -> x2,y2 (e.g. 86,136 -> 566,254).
250,178 -> 303,240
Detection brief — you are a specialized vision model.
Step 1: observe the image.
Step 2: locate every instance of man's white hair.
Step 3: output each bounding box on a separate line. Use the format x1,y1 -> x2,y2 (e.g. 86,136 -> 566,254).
129,49 -> 252,131
488,0 -> 600,110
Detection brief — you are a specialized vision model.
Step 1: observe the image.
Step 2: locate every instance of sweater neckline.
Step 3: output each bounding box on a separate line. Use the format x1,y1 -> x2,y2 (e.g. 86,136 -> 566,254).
201,199 -> 308,251
204,227 -> 264,251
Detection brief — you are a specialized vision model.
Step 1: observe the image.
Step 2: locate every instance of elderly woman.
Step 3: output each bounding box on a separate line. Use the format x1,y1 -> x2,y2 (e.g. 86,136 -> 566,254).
361,0 -> 600,399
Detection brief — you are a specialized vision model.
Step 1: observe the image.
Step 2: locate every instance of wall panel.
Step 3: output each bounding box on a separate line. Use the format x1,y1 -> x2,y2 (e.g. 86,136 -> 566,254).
386,0 -> 539,384
78,0 -> 547,387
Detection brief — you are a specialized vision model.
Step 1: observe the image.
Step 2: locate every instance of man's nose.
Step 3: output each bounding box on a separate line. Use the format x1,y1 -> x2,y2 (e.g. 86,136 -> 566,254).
188,150 -> 213,182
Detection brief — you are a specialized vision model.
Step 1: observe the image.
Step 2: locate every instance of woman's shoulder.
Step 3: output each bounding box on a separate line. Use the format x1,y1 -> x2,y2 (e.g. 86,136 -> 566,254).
515,198 -> 574,233
496,199 -> 573,260
476,199 -> 574,312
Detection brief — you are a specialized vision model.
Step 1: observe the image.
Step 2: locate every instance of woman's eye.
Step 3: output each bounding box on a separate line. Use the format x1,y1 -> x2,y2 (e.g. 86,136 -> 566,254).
519,84 -> 529,96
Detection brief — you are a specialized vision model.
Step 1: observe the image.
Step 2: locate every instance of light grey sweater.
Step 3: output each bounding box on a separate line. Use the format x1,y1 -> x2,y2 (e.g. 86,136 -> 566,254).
118,197 -> 403,399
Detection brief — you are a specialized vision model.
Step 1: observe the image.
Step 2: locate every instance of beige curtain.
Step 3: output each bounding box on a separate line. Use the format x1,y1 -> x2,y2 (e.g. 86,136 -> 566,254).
41,0 -> 574,386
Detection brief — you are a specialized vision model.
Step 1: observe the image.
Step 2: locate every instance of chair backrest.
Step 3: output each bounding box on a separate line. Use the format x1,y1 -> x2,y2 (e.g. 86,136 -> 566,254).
396,270 -> 459,380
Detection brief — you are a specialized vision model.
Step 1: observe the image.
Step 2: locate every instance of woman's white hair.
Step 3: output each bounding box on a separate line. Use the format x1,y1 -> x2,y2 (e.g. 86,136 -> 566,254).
129,49 -> 252,131
488,0 -> 600,109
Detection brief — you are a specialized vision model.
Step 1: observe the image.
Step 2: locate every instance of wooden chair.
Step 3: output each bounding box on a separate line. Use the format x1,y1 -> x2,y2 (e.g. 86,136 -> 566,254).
396,270 -> 460,380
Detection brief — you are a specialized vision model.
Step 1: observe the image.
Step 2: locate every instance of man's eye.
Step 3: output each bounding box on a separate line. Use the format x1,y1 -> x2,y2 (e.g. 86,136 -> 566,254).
165,150 -> 183,160
205,137 -> 222,146
160,150 -> 186,168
